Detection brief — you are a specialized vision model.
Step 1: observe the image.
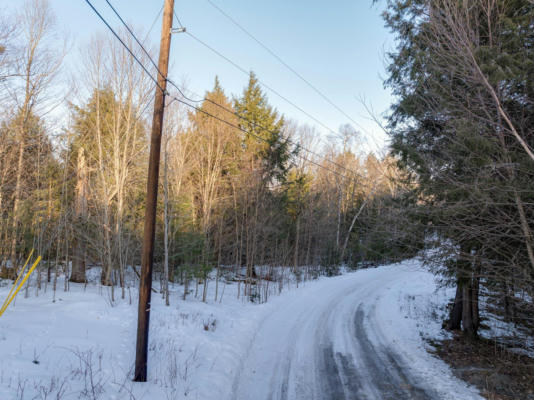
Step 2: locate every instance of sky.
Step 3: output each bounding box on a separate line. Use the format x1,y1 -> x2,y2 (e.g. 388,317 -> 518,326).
5,0 -> 394,152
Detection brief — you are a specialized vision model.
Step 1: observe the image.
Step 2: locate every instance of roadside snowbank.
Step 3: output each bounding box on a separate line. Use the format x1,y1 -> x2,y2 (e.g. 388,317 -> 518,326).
370,260 -> 481,398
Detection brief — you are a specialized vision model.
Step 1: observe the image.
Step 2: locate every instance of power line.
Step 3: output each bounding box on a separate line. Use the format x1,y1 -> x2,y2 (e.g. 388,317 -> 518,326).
184,30 -> 342,138
84,0 -> 367,185
173,9 -> 184,29
179,27 -> 383,159
172,96 -> 360,183
192,93 -> 368,182
164,84 -> 365,184
143,4 -> 164,43
103,1 -> 201,107
204,0 -> 367,131
105,0 -> 162,79
205,1 -> 387,154
100,1 -> 366,182
83,0 -> 163,92
101,1 -> 369,181
81,0 -> 160,126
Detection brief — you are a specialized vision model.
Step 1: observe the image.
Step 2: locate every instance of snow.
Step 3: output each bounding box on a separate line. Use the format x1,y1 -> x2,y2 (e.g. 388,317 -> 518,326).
477,292 -> 534,358
370,260 -> 481,398
0,259 -> 483,399
232,259 -> 482,399
0,270 -> 295,400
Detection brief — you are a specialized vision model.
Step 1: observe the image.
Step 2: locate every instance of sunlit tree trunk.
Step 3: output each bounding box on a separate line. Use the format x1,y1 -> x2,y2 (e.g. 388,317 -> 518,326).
71,148 -> 88,283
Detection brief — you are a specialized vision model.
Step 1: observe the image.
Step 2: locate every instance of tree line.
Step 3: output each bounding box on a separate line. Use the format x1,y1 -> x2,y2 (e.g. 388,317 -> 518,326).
0,0 -> 417,304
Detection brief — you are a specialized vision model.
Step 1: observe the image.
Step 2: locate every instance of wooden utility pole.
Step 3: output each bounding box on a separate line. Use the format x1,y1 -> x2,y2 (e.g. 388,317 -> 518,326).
134,0 -> 175,382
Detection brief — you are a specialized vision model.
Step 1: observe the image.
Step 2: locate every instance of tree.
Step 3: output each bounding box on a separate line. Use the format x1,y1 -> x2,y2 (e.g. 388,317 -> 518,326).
235,72 -> 291,183
2,0 -> 62,278
383,0 -> 534,337
286,168 -> 311,280
0,111 -> 56,278
187,78 -> 240,301
70,147 -> 88,283
68,28 -> 153,294
229,73 -> 293,290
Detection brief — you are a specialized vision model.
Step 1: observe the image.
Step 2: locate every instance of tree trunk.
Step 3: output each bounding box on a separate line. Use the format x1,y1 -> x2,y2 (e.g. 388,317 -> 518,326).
71,148 -> 87,283
336,184 -> 341,248
294,216 -> 300,272
461,277 -> 479,338
472,278 -> 480,334
504,281 -> 515,322
6,129 -> 25,280
472,263 -> 481,333
163,141 -> 170,306
447,281 -> 463,330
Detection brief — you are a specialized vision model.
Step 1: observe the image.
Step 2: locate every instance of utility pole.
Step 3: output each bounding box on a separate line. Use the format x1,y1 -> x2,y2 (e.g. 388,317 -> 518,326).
134,0 -> 175,382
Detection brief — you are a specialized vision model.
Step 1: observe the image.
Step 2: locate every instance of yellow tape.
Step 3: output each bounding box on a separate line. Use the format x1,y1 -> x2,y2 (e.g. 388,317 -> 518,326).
0,249 -> 34,315
0,255 -> 41,318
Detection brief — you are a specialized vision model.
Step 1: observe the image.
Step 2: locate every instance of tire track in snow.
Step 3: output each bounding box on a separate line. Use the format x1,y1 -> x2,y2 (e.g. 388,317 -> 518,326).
349,305 -> 432,399
231,264 -> 482,400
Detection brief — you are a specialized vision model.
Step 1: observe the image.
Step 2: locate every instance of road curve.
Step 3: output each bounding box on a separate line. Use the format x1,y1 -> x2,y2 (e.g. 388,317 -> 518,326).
230,263 -> 481,400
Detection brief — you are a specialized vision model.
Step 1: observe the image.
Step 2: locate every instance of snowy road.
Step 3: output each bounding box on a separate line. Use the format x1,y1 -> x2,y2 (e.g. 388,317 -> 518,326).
231,262 -> 482,400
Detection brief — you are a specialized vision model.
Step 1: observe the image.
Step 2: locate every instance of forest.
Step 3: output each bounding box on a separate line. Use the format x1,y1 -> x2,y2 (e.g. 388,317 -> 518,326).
0,0 -> 533,399
0,0 -> 418,303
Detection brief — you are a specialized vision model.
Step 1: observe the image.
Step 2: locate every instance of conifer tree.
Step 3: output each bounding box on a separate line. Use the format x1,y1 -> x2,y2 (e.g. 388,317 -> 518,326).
235,72 -> 291,182
383,0 -> 534,337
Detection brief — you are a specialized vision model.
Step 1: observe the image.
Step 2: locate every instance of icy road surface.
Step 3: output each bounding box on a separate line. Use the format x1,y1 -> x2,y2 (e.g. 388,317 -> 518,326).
231,261 -> 482,400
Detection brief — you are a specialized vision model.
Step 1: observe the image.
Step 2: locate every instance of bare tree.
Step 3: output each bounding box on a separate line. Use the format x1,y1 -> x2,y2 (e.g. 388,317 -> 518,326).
2,0 -> 63,278
74,29 -> 153,295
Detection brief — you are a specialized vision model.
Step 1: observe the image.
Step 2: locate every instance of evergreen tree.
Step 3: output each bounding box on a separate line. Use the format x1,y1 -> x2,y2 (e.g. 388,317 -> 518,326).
235,72 -> 291,182
383,0 -> 534,337
0,111 -> 56,278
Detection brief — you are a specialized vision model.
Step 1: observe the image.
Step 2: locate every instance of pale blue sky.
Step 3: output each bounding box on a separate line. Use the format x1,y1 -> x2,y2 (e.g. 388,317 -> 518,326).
5,0 -> 393,151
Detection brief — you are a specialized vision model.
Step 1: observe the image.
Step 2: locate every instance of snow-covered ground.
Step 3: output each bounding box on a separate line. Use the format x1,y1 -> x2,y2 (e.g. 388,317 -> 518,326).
0,259 -> 482,399
232,259 -> 482,400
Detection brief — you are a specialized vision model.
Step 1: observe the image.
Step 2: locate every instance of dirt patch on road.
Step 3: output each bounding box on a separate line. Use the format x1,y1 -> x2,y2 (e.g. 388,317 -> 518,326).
431,335 -> 534,400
